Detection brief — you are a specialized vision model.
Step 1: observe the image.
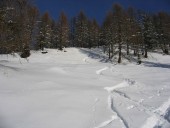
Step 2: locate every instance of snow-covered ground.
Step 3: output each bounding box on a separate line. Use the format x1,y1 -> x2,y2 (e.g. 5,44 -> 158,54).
0,48 -> 170,128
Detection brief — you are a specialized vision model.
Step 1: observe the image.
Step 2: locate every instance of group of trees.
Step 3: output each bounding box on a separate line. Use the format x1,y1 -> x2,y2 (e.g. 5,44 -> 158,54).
101,4 -> 170,63
0,1 -> 170,63
0,0 -> 39,57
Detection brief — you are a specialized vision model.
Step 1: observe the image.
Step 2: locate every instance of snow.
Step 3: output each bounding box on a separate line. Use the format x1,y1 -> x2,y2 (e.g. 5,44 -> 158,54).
96,67 -> 109,75
0,48 -> 170,128
104,79 -> 136,93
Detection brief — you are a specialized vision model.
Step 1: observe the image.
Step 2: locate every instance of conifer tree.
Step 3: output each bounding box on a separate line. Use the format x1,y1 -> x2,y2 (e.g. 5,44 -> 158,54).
27,6 -> 39,49
156,12 -> 170,54
142,14 -> 157,58
74,11 -> 88,47
50,20 -> 57,48
70,17 -> 76,47
101,11 -> 115,59
112,4 -> 125,63
87,19 -> 99,48
56,12 -> 69,50
37,12 -> 52,51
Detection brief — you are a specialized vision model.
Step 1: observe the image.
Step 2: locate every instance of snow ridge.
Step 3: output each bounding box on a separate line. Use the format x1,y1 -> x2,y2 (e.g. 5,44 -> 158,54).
142,98 -> 170,128
103,80 -> 135,128
109,95 -> 129,128
96,67 -> 108,75
94,115 -> 117,128
104,79 -> 136,93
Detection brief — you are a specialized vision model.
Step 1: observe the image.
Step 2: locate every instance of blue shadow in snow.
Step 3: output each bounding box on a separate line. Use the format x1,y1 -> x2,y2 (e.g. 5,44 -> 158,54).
143,61 -> 170,69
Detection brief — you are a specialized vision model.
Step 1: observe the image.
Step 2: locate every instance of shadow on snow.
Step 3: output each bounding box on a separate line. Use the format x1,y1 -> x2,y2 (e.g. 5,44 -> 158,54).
79,48 -> 110,63
143,61 -> 170,69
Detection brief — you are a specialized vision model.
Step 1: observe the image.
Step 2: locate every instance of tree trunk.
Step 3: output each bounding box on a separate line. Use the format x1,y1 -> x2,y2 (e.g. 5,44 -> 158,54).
109,44 -> 111,59
137,48 -> 141,64
127,42 -> 129,55
118,22 -> 122,63
134,49 -> 137,56
111,43 -> 113,57
164,49 -> 169,54
138,54 -> 142,64
163,42 -> 169,54
118,43 -> 122,63
144,48 -> 148,58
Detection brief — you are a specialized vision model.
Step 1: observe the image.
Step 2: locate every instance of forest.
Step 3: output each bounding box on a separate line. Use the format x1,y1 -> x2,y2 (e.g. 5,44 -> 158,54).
0,0 -> 170,63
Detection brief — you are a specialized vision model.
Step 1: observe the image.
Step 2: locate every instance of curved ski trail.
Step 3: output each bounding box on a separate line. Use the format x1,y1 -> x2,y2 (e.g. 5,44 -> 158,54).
142,98 -> 170,128
95,67 -> 133,128
96,67 -> 108,75
104,80 -> 135,128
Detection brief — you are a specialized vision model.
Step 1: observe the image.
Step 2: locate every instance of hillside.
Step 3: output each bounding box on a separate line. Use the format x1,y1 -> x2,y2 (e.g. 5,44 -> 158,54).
0,48 -> 170,128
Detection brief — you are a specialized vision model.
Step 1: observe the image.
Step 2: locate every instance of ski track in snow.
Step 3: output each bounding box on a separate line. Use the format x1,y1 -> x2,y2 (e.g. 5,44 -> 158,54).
105,80 -> 136,128
142,98 -> 170,128
113,89 -> 156,113
95,67 -> 135,128
94,115 -> 117,128
109,95 -> 129,128
104,79 -> 136,93
1,49 -> 170,128
113,86 -> 170,126
103,78 -> 170,128
92,98 -> 99,127
94,63 -> 169,128
96,67 -> 109,75
83,57 -> 89,63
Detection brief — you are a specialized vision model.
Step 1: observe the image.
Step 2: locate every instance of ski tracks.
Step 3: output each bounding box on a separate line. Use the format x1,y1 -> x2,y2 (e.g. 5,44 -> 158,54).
104,80 -> 135,128
95,66 -> 132,128
142,98 -> 170,128
94,115 -> 117,128
96,67 -> 109,75
95,66 -> 170,128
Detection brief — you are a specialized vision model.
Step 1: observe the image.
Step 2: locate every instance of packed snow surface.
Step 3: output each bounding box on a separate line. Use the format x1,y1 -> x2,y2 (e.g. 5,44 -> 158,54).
0,48 -> 170,128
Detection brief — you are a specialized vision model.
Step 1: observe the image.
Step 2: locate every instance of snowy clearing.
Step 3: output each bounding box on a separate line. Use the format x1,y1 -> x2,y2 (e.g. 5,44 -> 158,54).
0,48 -> 170,128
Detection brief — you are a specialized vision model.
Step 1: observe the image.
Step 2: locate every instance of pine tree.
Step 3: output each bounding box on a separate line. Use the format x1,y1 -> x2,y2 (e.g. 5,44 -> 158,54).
37,12 -> 52,51
74,11 -> 88,47
126,7 -> 136,55
0,0 -> 39,57
27,6 -> 39,50
101,11 -> 115,59
56,12 -> 69,50
50,20 -> 57,48
112,4 -> 125,63
156,12 -> 170,54
70,17 -> 76,47
87,19 -> 99,49
142,14 -> 158,58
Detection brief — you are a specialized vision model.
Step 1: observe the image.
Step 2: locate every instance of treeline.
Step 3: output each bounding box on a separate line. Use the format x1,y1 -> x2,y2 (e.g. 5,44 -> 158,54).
0,0 -> 170,63
0,0 -> 39,57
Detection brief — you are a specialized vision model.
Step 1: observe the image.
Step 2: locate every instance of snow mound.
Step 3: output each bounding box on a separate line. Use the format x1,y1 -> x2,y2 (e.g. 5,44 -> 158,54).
104,79 -> 136,93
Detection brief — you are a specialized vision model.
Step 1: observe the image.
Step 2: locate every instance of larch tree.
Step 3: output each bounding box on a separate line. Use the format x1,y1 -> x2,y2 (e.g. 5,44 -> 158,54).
50,20 -> 57,48
157,12 -> 170,54
101,11 -> 115,59
126,7 -> 136,55
142,14 -> 157,58
87,19 -> 100,49
56,12 -> 69,50
27,6 -> 39,50
91,19 -> 100,48
74,11 -> 88,47
70,17 -> 76,47
37,12 -> 52,51
0,0 -> 34,58
112,4 -> 125,63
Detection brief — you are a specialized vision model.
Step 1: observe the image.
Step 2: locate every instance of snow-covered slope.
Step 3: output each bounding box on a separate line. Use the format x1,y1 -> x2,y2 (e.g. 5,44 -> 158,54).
0,48 -> 170,128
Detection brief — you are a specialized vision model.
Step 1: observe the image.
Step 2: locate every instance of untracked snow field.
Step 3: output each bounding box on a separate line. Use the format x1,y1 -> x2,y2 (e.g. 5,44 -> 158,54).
0,48 -> 170,128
